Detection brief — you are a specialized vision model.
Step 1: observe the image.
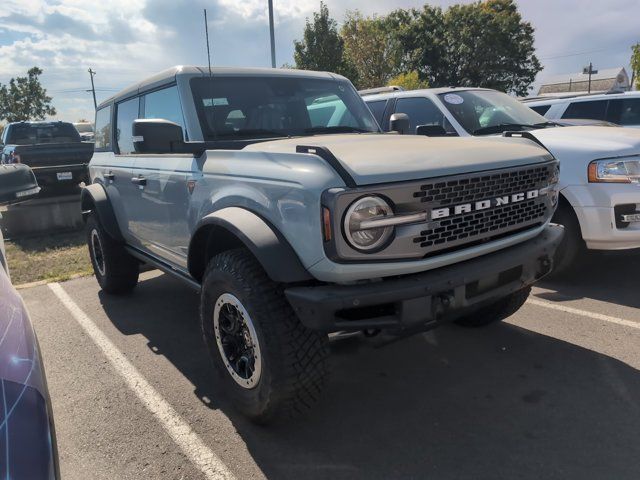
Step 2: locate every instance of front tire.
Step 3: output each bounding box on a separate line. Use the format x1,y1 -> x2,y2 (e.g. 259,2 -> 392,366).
455,287 -> 531,327
200,249 -> 329,423
549,201 -> 585,276
86,214 -> 139,294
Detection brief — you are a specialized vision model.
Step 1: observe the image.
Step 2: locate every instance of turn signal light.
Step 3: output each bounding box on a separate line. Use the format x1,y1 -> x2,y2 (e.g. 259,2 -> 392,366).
322,207 -> 332,242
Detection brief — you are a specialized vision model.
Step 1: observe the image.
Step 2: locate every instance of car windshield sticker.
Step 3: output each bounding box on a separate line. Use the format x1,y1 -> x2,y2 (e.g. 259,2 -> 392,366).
444,93 -> 464,105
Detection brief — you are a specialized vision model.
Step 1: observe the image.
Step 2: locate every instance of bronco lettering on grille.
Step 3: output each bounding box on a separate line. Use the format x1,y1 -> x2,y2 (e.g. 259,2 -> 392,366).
430,189 -> 540,220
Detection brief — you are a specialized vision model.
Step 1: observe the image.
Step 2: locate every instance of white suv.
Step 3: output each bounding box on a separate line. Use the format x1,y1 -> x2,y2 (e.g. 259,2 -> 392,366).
522,91 -> 640,128
363,87 -> 640,273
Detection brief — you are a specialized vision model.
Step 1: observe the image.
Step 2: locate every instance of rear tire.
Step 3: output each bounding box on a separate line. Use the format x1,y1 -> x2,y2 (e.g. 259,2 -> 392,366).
200,249 -> 329,423
455,287 -> 531,327
86,214 -> 139,294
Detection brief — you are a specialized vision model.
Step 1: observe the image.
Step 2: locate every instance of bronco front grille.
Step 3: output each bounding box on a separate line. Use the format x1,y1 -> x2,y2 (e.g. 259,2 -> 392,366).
324,160 -> 558,263
412,165 -> 551,205
411,162 -> 557,256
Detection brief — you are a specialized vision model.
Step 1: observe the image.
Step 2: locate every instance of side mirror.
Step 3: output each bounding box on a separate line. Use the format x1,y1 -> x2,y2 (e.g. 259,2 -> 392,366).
133,119 -> 185,154
416,125 -> 448,137
0,164 -> 40,205
389,113 -> 410,135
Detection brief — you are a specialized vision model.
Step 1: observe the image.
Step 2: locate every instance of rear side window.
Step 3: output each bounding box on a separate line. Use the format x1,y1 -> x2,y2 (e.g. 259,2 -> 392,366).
94,106 -> 112,151
395,97 -> 452,134
606,98 -> 640,126
529,105 -> 551,116
562,100 -> 607,120
366,100 -> 388,127
143,86 -> 185,134
116,97 -> 140,154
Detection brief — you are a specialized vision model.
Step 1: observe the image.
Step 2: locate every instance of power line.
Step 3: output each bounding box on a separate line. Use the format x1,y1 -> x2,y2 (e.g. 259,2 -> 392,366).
540,46 -> 622,60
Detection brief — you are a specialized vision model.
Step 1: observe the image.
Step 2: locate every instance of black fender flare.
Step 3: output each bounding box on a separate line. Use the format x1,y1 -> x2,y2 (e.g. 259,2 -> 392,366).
188,207 -> 312,284
80,183 -> 124,242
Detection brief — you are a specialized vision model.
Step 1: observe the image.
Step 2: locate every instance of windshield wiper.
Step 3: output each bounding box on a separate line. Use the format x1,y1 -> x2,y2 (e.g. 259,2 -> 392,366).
472,123 -> 537,135
532,121 -> 560,128
303,126 -> 372,134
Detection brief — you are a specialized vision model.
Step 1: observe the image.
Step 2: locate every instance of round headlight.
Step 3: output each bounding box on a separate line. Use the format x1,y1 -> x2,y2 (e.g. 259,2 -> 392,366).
343,196 -> 394,251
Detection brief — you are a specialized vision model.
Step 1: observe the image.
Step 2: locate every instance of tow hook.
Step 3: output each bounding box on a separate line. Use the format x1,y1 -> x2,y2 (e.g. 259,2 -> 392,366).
433,293 -> 455,319
537,256 -> 552,277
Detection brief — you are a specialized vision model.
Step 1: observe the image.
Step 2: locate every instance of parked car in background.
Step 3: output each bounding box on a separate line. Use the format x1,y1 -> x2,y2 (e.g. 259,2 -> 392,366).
73,122 -> 95,142
0,164 -> 59,479
362,87 -> 640,273
1,121 -> 94,194
82,66 -> 562,422
522,91 -> 640,128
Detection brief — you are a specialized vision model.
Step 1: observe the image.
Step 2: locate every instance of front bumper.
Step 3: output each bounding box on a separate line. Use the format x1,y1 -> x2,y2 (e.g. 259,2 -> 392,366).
285,224 -> 564,333
563,184 -> 640,250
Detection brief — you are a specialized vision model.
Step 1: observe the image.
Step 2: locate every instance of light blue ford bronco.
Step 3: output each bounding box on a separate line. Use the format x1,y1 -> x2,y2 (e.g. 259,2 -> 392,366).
82,66 -> 563,422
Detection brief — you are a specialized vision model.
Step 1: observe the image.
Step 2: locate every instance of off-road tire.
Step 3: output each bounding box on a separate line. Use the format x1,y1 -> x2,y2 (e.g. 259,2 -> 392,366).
200,248 -> 329,423
86,214 -> 139,294
455,286 -> 531,327
549,201 -> 585,277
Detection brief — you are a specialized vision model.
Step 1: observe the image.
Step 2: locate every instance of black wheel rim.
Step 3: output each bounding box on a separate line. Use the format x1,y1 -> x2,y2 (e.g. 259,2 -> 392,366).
90,229 -> 106,276
213,293 -> 262,389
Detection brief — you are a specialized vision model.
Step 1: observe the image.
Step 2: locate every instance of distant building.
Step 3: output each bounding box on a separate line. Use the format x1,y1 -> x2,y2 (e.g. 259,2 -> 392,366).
537,67 -> 630,96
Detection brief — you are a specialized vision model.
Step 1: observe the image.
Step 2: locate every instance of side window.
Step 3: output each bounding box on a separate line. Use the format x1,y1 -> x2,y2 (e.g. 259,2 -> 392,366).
606,98 -> 640,126
395,97 -> 450,134
529,105 -> 551,116
366,100 -> 387,127
143,86 -> 185,136
562,100 -> 607,120
116,97 -> 140,154
94,106 -> 112,151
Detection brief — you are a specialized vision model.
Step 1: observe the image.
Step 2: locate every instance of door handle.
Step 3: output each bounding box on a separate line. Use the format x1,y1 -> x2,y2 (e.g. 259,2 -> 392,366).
131,176 -> 147,186
104,172 -> 115,180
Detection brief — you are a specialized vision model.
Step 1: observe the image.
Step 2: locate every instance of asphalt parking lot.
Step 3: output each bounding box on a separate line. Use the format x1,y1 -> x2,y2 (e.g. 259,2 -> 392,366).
22,252 -> 640,480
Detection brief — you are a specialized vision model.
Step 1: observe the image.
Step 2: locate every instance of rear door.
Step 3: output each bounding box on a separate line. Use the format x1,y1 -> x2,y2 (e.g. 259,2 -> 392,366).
90,104 -> 139,244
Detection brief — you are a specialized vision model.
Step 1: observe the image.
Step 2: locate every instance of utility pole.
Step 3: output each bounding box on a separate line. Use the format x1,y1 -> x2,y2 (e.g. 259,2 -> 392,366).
88,68 -> 97,110
583,62 -> 598,94
268,0 -> 276,68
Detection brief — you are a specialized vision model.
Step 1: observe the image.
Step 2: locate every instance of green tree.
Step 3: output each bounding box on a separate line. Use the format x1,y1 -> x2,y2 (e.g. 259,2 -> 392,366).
0,67 -> 56,123
387,6 -> 447,87
341,11 -> 400,89
388,71 -> 429,91
631,43 -> 640,90
293,2 -> 358,83
390,0 -> 541,96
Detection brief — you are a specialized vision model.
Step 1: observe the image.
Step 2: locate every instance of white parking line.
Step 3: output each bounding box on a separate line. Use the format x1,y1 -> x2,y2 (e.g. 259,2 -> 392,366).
527,298 -> 640,331
48,283 -> 236,480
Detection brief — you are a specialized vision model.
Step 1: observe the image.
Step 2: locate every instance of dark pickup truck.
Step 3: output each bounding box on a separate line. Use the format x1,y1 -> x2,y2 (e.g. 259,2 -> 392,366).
1,121 -> 94,193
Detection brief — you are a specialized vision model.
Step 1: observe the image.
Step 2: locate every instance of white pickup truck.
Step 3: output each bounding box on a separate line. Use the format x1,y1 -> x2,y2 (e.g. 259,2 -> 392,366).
363,87 -> 640,272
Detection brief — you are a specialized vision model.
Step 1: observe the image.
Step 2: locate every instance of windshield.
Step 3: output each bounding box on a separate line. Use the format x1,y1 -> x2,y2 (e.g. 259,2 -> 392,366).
7,123 -> 81,145
437,90 -> 549,135
190,76 -> 379,141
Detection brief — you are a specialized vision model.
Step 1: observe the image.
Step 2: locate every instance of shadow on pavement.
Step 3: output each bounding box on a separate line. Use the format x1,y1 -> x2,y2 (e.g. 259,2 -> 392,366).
536,251 -> 640,309
99,273 -> 640,480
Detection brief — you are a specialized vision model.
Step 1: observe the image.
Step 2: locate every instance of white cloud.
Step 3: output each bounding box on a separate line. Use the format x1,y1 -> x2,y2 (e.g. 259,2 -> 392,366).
0,0 -> 637,121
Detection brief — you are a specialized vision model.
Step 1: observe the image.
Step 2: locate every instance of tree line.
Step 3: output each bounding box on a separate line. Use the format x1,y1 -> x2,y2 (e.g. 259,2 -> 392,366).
293,0 -> 541,95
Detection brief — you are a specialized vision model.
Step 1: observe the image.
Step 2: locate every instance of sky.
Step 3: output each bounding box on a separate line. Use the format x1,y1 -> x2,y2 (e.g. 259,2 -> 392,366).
0,0 -> 638,122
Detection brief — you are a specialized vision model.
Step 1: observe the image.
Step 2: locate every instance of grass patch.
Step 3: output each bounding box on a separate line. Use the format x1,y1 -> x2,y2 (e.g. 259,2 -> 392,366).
5,230 -> 93,285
